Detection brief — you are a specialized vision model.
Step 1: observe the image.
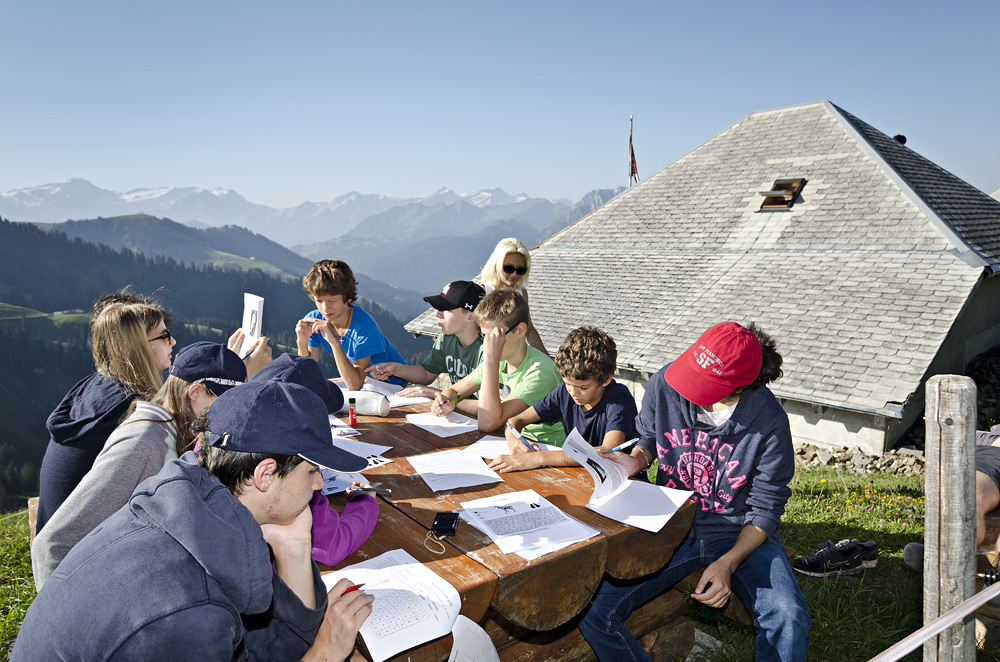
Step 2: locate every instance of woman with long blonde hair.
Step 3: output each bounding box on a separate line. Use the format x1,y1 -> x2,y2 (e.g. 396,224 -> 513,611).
32,342 -> 246,588
479,237 -> 548,354
36,290 -> 175,533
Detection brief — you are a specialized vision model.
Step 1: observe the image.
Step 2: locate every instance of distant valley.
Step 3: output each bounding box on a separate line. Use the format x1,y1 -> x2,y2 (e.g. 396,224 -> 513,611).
4,179 -> 624,300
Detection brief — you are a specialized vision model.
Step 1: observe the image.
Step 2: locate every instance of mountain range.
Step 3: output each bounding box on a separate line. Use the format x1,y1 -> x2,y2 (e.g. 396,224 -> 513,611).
0,179 -> 599,248
3,179 -> 625,296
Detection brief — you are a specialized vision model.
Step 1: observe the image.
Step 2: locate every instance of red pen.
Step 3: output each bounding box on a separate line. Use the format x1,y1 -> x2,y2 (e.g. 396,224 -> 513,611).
344,583 -> 365,594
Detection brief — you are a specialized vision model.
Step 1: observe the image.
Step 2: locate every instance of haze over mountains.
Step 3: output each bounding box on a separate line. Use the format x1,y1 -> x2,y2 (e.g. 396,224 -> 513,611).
2,179 -> 625,295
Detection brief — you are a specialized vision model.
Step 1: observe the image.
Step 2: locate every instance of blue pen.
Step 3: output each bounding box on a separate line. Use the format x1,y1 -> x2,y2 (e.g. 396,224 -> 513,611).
607,438 -> 639,453
506,421 -> 537,452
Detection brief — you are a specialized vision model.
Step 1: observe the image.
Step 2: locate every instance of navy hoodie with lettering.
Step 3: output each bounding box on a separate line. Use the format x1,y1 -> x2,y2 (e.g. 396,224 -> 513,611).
637,365 -> 794,542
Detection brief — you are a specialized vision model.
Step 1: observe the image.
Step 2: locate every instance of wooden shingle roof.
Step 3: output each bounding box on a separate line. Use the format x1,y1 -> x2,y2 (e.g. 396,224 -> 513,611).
407,101 -> 1000,416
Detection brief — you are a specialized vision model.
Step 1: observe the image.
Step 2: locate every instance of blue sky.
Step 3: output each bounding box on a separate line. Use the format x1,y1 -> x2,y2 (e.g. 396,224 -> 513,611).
2,1 -> 998,207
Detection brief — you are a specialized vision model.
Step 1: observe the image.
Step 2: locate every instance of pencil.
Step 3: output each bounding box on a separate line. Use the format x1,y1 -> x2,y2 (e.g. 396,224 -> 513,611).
344,583 -> 365,594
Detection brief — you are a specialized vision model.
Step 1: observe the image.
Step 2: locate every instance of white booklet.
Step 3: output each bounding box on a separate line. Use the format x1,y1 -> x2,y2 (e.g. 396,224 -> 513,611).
460,489 -> 599,560
322,549 -> 461,662
319,469 -> 367,495
408,449 -> 503,492
448,615 -> 500,662
562,429 -> 693,533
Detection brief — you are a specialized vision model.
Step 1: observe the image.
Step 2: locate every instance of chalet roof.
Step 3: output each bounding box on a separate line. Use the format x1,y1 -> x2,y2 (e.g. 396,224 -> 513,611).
406,100 -> 1000,416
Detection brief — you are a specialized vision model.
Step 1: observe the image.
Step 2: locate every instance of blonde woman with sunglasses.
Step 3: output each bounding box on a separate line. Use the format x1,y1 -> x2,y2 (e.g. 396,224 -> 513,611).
479,237 -> 548,355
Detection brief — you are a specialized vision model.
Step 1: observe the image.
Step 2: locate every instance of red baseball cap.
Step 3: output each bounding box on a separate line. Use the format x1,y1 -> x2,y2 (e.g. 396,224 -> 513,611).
664,322 -> 762,407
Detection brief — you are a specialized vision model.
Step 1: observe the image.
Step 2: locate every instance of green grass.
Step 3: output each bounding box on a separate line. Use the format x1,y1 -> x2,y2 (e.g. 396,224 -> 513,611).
686,466 -> 1000,662
0,510 -> 33,660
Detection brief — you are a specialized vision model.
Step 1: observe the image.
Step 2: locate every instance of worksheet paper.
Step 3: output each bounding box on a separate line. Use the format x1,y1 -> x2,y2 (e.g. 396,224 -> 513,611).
238,293 -> 264,357
322,549 -> 461,662
462,436 -> 561,459
562,429 -> 693,533
408,449 -> 503,492
319,469 -> 367,495
329,415 -> 359,437
406,411 -> 479,438
460,489 -> 599,560
326,435 -> 392,472
448,615 -> 500,662
360,379 -> 432,407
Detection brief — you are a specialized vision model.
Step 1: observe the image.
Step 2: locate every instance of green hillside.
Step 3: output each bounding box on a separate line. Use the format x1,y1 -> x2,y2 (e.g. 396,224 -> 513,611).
0,218 -> 431,511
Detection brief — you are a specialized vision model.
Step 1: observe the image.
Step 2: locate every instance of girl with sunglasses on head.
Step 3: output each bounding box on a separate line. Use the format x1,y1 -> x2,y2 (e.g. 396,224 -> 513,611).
32,342 -> 247,589
36,290 -> 176,534
479,237 -> 548,355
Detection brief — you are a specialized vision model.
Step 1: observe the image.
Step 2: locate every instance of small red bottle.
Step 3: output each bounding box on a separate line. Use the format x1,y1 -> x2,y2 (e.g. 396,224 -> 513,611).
348,397 -> 357,426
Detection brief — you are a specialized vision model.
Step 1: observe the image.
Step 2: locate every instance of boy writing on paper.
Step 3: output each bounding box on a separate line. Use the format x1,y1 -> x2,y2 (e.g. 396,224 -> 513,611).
367,280 -> 485,415
431,290 -> 565,446
295,259 -> 407,391
489,327 -> 638,473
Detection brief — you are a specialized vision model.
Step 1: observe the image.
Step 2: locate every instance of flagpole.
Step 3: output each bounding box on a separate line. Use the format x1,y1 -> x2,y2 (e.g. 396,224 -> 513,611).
628,115 -> 638,187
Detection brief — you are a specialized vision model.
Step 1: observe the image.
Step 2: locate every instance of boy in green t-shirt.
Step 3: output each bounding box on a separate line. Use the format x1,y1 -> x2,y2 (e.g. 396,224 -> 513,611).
367,280 -> 484,417
433,290 -> 565,446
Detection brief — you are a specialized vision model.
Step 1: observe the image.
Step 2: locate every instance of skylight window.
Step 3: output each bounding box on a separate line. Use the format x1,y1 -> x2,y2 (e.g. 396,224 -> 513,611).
758,178 -> 807,211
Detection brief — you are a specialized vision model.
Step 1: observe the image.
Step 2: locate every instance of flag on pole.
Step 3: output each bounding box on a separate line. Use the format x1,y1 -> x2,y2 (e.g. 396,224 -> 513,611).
629,115 -> 639,186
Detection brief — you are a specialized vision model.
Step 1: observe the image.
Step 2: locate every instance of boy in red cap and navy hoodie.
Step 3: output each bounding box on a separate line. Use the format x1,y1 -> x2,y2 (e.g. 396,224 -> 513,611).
579,321 -> 810,662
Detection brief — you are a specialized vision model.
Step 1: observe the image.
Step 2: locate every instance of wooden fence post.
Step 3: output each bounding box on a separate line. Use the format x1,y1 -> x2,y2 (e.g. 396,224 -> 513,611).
924,375 -> 977,661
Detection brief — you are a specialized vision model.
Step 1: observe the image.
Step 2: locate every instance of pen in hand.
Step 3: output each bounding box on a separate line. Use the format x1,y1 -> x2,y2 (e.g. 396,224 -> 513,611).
505,421 -> 537,452
607,438 -> 639,453
344,583 -> 365,594
347,486 -> 392,494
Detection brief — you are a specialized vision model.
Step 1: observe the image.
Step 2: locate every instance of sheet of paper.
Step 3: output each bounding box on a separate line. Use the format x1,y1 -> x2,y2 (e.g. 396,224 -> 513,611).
587,481 -> 693,533
388,393 -> 433,407
462,435 -> 560,459
238,293 -> 264,357
329,415 -> 359,437
408,449 -> 503,492
333,437 -> 392,458
448,615 -> 500,662
361,379 -> 403,396
406,411 -> 478,438
319,468 -> 367,495
561,428 -> 630,501
321,549 -> 461,662
460,490 -> 598,558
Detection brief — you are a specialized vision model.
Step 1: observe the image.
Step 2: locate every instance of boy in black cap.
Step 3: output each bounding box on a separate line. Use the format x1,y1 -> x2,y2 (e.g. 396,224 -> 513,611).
13,381 -> 371,662
368,280 -> 485,416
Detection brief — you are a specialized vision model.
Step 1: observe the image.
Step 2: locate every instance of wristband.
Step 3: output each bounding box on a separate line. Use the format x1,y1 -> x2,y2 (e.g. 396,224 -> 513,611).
634,445 -> 653,470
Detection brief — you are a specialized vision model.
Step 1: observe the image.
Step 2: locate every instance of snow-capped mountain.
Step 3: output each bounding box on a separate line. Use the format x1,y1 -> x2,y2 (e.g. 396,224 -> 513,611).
0,179 -> 616,248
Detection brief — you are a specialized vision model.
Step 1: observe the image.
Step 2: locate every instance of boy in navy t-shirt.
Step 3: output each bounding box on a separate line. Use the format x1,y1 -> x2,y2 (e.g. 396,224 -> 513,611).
489,326 -> 637,473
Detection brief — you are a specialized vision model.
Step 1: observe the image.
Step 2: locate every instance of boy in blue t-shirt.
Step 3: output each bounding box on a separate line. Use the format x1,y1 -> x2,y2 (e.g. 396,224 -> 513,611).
489,326 -> 638,473
295,259 -> 406,390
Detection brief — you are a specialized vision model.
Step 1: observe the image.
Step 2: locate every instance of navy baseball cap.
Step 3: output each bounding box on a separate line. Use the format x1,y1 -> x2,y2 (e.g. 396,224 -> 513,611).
423,280 -> 486,312
250,353 -> 345,414
205,381 -> 367,472
169,341 -> 247,396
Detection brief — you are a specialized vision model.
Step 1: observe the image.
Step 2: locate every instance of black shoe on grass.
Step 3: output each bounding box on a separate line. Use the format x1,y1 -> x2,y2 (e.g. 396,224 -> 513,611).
792,539 -> 863,577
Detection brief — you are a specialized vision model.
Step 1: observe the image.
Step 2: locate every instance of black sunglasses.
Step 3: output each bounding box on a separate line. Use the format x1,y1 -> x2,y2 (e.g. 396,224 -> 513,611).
502,264 -> 527,275
149,329 -> 173,343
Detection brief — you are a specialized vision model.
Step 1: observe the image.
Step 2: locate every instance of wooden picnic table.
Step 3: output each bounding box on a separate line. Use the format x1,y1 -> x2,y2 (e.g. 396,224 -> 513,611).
320,399 -> 697,662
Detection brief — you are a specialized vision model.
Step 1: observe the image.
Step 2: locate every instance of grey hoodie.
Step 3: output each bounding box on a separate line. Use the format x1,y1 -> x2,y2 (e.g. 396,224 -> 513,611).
13,455 -> 326,661
32,400 -> 178,589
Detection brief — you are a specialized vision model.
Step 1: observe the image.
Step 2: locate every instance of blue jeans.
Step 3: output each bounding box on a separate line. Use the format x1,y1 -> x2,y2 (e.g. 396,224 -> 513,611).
578,532 -> 810,661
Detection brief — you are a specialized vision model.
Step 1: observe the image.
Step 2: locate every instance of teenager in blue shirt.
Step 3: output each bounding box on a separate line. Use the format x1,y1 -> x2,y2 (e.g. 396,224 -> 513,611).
490,326 -> 637,473
295,259 -> 406,391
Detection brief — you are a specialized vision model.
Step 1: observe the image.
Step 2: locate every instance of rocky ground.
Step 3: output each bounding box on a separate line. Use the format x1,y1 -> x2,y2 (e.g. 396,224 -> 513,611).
794,346 -> 1000,477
